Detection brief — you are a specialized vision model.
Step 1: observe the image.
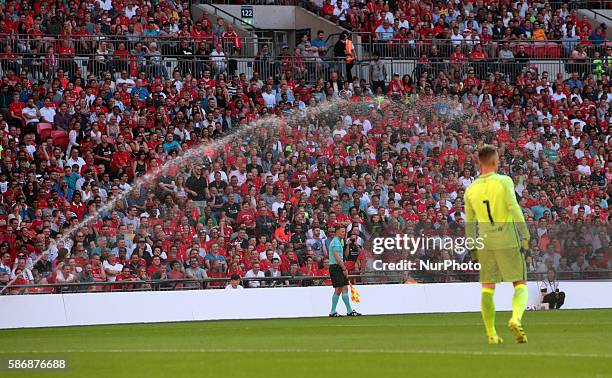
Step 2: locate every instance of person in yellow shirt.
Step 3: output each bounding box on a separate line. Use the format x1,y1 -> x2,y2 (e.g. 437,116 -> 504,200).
533,22 -> 547,41
464,145 -> 530,344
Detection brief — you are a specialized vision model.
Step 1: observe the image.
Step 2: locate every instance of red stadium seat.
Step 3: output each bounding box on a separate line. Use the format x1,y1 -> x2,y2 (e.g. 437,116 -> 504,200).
534,46 -> 547,58
547,44 -> 562,58
37,123 -> 54,141
51,130 -> 69,148
36,122 -> 53,134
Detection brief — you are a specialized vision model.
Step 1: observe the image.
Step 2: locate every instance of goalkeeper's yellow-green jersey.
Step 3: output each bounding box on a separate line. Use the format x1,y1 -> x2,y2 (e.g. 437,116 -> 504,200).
464,172 -> 530,250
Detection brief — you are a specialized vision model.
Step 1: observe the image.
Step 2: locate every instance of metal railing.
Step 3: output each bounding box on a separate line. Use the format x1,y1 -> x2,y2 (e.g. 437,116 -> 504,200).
589,8 -> 612,24
0,54 -> 603,88
0,54 -> 230,82
0,54 -> 346,84
1,34 -> 610,61
0,34 -> 270,59
1,274 -> 345,295
353,59 -> 600,85
364,39 -> 612,60
207,0 -> 611,7
4,269 -> 610,295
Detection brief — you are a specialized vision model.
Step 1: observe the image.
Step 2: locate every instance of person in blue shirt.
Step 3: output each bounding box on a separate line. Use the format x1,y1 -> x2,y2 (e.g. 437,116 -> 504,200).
162,134 -> 182,154
588,26 -> 606,45
328,226 -> 360,317
566,72 -> 583,91
131,79 -> 150,101
531,197 -> 551,221
311,30 -> 327,57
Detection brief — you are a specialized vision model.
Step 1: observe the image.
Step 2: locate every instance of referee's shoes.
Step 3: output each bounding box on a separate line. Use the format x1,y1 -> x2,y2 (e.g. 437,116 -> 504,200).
329,311 -> 362,317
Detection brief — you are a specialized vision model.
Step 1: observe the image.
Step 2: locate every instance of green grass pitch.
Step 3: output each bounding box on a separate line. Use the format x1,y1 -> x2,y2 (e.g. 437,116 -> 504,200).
0,309 -> 610,378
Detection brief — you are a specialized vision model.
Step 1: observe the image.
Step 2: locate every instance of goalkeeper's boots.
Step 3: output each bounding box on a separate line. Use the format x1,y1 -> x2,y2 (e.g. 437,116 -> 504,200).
487,334 -> 504,345
347,310 -> 362,316
329,312 -> 342,317
508,319 -> 528,343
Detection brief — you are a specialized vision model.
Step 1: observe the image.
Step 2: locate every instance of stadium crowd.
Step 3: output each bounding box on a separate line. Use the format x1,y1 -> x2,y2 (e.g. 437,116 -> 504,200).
309,0 -> 612,60
0,0 -> 610,293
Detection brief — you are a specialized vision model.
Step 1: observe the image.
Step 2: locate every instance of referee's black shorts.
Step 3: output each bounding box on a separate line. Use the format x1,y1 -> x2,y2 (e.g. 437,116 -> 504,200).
329,264 -> 349,288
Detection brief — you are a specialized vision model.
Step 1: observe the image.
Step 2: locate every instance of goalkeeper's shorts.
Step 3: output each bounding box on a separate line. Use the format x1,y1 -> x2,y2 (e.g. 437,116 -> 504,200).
476,247 -> 527,283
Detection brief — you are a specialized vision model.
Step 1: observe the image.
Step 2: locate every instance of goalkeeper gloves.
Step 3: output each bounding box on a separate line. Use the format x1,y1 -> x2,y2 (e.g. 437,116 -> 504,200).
521,239 -> 530,251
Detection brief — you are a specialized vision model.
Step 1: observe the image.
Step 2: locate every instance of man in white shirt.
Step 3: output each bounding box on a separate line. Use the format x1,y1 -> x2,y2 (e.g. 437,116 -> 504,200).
333,0 -> 348,22
116,69 -> 136,88
397,14 -> 410,30
207,162 -> 229,182
244,262 -> 265,288
225,274 -> 244,289
450,26 -> 464,47
66,148 -> 87,171
96,0 -> 112,11
125,1 -> 139,19
551,87 -> 567,102
262,85 -> 277,108
536,81 -> 553,97
55,264 -> 77,283
332,122 -> 347,138
210,44 -> 227,76
356,116 -> 372,135
11,255 -> 33,282
39,98 -> 56,123
271,192 -> 285,216
572,198 -> 592,215
22,98 -> 40,126
524,135 -> 543,160
103,254 -> 123,282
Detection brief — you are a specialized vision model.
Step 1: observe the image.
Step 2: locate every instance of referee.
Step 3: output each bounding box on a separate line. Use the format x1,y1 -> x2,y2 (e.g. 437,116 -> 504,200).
328,226 -> 361,317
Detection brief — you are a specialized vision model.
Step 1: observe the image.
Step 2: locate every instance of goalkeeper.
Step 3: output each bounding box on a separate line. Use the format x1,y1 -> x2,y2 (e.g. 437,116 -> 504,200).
464,145 -> 530,344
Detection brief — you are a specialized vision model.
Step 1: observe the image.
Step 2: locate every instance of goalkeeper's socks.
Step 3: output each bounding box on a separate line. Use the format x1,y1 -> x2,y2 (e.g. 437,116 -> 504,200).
341,293 -> 353,313
481,288 -> 497,337
330,293 -> 340,314
511,284 -> 528,323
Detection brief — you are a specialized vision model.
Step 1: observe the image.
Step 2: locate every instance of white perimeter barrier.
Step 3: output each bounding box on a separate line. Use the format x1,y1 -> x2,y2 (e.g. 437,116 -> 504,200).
1,281 -> 611,329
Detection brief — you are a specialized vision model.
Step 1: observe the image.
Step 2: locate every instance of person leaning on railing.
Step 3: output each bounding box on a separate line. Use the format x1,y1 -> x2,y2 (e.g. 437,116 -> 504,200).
282,260 -> 304,287
55,264 -> 77,292
264,257 -> 284,287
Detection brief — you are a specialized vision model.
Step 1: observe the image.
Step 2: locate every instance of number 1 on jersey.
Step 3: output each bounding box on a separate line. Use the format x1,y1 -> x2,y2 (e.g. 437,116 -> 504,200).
482,200 -> 494,224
